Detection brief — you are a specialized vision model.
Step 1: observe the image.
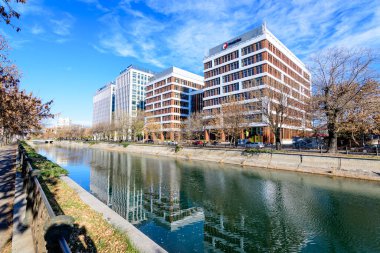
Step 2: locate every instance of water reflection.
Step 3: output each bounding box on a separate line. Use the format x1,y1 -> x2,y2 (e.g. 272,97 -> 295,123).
35,144 -> 380,253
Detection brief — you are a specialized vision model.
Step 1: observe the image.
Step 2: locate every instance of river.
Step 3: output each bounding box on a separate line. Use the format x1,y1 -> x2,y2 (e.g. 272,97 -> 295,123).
34,143 -> 380,253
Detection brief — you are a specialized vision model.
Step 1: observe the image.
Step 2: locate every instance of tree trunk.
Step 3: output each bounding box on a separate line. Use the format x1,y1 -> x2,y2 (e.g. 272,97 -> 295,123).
327,122 -> 338,153
275,128 -> 281,150
351,131 -> 360,146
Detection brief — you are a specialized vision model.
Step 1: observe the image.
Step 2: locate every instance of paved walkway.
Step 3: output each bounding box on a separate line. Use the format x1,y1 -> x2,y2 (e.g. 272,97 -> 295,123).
0,145 -> 16,252
0,145 -> 34,253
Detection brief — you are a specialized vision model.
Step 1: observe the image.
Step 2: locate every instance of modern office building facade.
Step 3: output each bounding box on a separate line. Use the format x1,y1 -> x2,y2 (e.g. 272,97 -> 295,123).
145,67 -> 204,140
92,82 -> 115,127
203,24 -> 311,143
190,90 -> 204,113
114,65 -> 154,120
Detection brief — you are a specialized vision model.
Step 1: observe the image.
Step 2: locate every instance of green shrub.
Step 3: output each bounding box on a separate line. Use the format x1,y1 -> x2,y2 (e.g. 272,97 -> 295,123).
19,141 -> 68,178
88,141 -> 99,146
121,142 -> 130,148
175,144 -> 183,153
244,148 -> 272,154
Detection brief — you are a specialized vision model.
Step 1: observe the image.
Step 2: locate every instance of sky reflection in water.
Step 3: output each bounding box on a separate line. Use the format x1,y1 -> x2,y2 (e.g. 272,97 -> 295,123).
35,144 -> 380,253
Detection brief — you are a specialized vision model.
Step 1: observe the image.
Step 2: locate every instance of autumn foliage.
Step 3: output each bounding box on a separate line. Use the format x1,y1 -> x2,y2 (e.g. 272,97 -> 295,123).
0,35 -> 53,143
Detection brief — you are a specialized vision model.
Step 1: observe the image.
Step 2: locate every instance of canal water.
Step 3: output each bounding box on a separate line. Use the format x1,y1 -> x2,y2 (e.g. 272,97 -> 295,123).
34,144 -> 380,253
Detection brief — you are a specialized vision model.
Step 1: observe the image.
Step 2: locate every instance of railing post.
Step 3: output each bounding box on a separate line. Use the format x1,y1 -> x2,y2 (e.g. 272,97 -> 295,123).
44,216 -> 74,252
18,143 -> 73,253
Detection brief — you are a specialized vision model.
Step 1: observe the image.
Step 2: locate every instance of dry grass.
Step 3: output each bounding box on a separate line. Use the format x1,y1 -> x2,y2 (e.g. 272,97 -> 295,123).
1,238 -> 12,253
43,178 -> 137,253
20,141 -> 137,253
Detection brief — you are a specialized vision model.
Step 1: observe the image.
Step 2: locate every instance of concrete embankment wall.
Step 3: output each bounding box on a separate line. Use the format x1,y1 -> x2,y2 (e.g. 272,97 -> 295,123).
54,141 -> 380,181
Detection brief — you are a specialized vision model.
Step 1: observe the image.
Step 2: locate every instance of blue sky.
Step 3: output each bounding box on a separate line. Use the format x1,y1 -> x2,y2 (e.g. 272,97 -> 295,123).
3,0 -> 380,126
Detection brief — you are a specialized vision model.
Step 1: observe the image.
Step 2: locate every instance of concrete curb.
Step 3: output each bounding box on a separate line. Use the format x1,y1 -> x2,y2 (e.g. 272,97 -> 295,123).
60,176 -> 167,253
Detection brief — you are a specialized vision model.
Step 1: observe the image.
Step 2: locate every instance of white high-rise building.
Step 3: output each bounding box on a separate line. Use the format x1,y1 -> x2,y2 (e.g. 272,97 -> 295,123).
56,117 -> 72,128
92,82 -> 115,127
114,65 -> 154,119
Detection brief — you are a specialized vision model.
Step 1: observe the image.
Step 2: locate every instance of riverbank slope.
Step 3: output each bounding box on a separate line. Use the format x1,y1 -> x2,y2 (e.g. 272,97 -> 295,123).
24,141 -> 166,253
46,141 -> 380,182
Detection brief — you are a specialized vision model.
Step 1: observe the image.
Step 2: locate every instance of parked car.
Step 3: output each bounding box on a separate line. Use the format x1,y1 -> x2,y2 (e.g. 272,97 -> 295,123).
192,140 -> 203,146
168,141 -> 178,146
246,142 -> 265,148
363,144 -> 380,153
293,137 -> 322,149
145,139 -> 154,144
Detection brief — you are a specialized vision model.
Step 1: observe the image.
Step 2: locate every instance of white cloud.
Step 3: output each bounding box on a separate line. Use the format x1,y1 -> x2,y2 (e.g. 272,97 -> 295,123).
94,0 -> 380,73
76,0 -> 109,12
100,33 -> 137,58
97,9 -> 167,67
30,24 -> 45,35
92,44 -> 107,54
14,0 -> 47,16
10,39 -> 30,49
50,13 -> 75,36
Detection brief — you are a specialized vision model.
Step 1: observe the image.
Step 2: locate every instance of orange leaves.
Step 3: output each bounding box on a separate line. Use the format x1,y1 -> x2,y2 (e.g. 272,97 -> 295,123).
0,36 -> 53,139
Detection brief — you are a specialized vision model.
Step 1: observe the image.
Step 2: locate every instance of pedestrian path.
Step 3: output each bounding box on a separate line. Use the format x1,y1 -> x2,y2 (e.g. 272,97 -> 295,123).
0,145 -> 34,253
0,145 -> 17,252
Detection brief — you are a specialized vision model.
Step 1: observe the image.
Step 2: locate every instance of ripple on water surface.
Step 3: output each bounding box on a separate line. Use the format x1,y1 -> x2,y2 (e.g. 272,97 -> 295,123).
35,143 -> 380,253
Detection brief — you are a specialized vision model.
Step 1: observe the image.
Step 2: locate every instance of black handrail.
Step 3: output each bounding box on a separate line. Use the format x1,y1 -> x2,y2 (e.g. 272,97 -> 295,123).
19,145 -> 72,253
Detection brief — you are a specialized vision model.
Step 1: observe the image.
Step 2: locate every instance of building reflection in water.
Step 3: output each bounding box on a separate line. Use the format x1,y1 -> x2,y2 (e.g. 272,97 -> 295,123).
35,144 -> 380,253
89,150 -> 310,252
90,150 -> 205,232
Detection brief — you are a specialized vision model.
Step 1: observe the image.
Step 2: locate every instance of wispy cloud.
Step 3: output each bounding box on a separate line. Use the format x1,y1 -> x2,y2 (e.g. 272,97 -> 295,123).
76,0 -> 109,12
10,39 -> 30,49
96,7 -> 166,67
91,0 -> 379,72
30,24 -> 45,35
50,13 -> 75,36
99,32 -> 137,58
92,44 -> 107,54
14,0 -> 47,16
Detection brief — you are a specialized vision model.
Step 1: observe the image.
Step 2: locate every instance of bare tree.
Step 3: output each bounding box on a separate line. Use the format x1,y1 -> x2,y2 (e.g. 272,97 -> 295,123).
220,96 -> 250,146
114,111 -> 131,141
204,109 -> 224,141
144,118 -> 161,141
130,109 -> 145,141
311,48 -> 378,153
260,87 -> 292,150
338,82 -> 380,146
182,111 -> 206,140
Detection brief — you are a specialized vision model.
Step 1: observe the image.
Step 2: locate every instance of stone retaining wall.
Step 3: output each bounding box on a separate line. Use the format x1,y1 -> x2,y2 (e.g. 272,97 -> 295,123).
51,141 -> 380,181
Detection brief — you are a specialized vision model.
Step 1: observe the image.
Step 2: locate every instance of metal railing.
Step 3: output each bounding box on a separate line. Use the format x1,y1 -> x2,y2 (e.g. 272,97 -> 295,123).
18,144 -> 72,253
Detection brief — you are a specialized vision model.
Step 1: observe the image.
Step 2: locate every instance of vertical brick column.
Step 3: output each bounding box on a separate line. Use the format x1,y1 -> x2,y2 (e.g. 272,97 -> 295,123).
204,130 -> 210,142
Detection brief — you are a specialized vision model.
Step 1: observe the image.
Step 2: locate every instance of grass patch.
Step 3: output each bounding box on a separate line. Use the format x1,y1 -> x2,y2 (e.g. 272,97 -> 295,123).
43,178 -> 137,253
120,142 -> 130,148
20,141 -> 68,178
87,141 -> 99,146
20,141 -> 137,253
244,148 -> 273,154
175,144 -> 183,153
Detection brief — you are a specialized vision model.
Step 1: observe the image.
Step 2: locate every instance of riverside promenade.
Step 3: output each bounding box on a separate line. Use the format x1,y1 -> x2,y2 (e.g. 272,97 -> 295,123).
0,146 -> 16,252
0,145 -> 34,253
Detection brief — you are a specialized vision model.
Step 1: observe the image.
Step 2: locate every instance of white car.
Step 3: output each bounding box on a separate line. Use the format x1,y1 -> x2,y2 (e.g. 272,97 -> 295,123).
168,141 -> 178,146
245,142 -> 265,148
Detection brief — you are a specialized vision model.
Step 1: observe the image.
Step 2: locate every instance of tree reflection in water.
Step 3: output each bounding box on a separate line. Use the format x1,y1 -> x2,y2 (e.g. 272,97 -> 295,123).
35,144 -> 380,253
